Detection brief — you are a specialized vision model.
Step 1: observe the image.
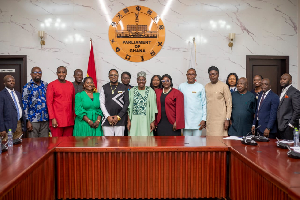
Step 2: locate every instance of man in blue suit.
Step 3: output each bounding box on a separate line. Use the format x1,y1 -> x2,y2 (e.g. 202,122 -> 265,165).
252,78 -> 279,138
0,75 -> 26,141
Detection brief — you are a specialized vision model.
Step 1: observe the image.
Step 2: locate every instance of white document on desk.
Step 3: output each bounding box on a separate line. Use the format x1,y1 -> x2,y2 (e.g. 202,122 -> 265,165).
223,136 -> 243,141
291,147 -> 300,153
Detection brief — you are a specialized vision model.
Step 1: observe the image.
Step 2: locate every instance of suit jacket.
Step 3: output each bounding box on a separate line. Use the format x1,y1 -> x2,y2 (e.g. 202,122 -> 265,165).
0,88 -> 26,133
253,90 -> 279,133
277,85 -> 300,131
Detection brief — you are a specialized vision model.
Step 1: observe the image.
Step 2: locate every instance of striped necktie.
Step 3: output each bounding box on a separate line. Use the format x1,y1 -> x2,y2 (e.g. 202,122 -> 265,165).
11,91 -> 20,120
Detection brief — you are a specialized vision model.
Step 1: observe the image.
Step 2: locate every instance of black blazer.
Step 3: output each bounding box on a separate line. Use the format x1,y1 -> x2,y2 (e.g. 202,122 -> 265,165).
253,90 -> 279,133
277,85 -> 300,131
0,88 -> 26,133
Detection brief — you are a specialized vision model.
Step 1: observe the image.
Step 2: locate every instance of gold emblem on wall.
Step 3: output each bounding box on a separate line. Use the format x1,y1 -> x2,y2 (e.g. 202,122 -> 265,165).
109,5 -> 165,62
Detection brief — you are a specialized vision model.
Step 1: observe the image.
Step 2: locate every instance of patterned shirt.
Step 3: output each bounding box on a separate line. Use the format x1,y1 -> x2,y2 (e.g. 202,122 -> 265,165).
22,79 -> 49,122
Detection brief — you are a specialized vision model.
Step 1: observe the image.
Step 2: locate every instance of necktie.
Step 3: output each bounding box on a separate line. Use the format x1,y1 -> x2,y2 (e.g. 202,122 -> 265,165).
11,91 -> 20,120
230,89 -> 233,93
258,93 -> 265,111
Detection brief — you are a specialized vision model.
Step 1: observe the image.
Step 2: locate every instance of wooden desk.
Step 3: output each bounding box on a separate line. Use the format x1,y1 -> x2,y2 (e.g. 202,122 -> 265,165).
223,139 -> 300,200
55,136 -> 228,199
0,137 -> 63,200
1,137 -> 300,200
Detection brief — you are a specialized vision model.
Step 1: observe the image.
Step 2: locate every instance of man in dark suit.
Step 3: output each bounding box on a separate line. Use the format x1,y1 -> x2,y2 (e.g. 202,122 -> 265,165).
252,78 -> 279,138
277,73 -> 300,140
0,75 -> 26,141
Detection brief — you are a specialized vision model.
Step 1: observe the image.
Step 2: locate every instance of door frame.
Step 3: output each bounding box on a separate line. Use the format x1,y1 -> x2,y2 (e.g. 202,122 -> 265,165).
246,55 -> 289,92
0,55 -> 27,90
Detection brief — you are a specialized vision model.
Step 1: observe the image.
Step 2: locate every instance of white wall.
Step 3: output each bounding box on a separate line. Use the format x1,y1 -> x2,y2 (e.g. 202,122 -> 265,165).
0,0 -> 298,88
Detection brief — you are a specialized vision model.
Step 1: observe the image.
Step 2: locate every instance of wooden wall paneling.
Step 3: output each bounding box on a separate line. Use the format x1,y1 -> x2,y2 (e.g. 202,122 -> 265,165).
0,154 -> 55,200
56,150 -> 227,199
230,153 -> 291,200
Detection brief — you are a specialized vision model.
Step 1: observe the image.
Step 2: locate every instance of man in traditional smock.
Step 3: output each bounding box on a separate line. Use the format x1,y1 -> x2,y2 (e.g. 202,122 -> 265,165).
46,66 -> 75,136
179,68 -> 206,136
100,69 -> 129,136
127,71 -> 157,136
229,78 -> 256,136
205,66 -> 232,136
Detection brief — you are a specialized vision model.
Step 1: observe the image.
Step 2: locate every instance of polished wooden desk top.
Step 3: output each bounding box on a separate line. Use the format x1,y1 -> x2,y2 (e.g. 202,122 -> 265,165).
222,139 -> 300,189
1,136 -> 300,199
0,137 -> 62,195
55,136 -> 229,152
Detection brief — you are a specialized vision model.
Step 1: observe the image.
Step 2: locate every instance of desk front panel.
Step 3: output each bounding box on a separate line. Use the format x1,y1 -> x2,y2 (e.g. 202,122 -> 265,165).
56,136 -> 228,199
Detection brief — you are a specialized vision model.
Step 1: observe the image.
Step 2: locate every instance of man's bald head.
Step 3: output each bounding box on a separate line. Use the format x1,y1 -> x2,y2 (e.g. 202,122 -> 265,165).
280,73 -> 292,88
261,78 -> 271,92
31,67 -> 42,84
3,75 -> 15,90
31,67 -> 41,73
239,77 -> 248,84
237,77 -> 248,94
3,75 -> 14,83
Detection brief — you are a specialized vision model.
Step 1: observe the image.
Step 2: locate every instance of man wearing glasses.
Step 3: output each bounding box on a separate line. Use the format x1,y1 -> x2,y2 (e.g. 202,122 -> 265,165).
179,68 -> 207,136
100,69 -> 129,136
22,67 -> 49,137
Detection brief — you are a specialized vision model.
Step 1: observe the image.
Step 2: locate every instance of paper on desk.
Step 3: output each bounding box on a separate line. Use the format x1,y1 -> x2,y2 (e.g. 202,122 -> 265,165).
223,136 -> 243,141
291,147 -> 300,153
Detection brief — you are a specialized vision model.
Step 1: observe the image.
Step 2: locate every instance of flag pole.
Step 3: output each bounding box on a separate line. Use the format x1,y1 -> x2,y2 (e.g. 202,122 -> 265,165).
90,38 -> 92,50
193,37 -> 196,64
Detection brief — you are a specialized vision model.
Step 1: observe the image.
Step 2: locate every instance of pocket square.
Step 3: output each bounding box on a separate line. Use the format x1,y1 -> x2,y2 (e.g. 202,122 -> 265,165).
285,95 -> 289,98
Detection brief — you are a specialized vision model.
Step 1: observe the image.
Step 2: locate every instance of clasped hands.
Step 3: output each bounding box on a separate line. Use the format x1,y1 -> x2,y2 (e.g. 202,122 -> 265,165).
107,116 -> 119,126
87,119 -> 100,128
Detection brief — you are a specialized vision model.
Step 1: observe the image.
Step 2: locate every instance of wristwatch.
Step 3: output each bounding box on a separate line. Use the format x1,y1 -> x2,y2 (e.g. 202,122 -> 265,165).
226,118 -> 230,121
117,115 -> 121,121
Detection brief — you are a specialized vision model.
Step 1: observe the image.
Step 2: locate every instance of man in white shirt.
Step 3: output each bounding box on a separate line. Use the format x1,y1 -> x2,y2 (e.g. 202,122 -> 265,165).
277,74 -> 300,140
0,75 -> 26,140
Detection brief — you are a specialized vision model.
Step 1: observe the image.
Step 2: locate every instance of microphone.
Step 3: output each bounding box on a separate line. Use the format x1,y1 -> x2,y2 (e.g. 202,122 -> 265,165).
276,137 -> 289,149
241,125 -> 262,146
246,125 -> 261,136
287,145 -> 300,159
251,125 -> 270,142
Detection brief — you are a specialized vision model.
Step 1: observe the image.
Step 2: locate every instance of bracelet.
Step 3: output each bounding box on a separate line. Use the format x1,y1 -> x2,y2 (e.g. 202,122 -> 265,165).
97,119 -> 100,123
87,120 -> 91,123
117,115 -> 121,121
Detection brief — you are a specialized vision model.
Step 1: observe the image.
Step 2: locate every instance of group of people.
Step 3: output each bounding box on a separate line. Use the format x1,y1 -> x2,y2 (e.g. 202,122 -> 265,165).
0,65 -> 299,141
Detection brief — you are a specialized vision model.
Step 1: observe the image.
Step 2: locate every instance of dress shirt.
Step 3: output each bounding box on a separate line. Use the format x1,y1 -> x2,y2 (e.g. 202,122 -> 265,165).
257,89 -> 270,111
230,87 -> 237,93
279,85 -> 294,128
280,84 -> 292,101
22,79 -> 48,122
6,87 -> 22,120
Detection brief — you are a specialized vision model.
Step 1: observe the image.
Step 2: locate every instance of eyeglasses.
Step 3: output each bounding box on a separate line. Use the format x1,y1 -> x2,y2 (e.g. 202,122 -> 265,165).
32,72 -> 42,74
109,74 -> 119,77
161,80 -> 170,83
186,74 -> 196,76
137,79 -> 146,82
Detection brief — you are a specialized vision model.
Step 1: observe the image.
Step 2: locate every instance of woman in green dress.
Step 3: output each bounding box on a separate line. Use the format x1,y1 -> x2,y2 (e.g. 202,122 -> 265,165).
127,71 -> 157,136
73,77 -> 103,136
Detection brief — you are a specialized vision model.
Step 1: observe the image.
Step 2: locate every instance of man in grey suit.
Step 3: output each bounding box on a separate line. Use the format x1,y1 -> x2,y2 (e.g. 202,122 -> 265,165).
277,73 -> 300,140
